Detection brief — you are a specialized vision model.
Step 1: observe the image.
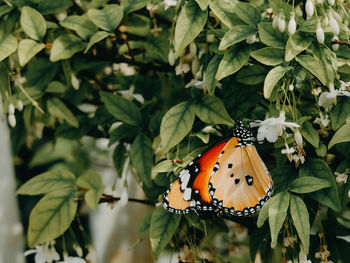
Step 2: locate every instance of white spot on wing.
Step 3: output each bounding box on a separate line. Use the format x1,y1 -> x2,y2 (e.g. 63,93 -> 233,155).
183,188 -> 192,201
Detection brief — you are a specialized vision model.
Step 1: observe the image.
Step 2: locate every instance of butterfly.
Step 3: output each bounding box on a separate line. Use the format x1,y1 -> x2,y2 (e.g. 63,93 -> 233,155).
162,121 -> 273,218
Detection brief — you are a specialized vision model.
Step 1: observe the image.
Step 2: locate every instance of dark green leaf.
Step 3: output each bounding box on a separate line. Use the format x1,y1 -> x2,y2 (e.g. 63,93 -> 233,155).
60,15 -> 98,40
160,102 -> 195,152
174,0 -> 207,57
130,133 -> 153,188
285,31 -> 313,62
50,34 -> 86,62
299,159 -> 341,212
100,91 -> 142,126
290,195 -> 310,253
18,39 -> 44,66
195,96 -> 234,126
330,97 -> 350,130
208,1 -> 243,28
251,47 -> 285,66
122,0 -> 149,14
84,31 -> 110,53
301,121 -> 319,148
219,25 -> 257,50
216,45 -> 250,81
139,213 -> 153,237
236,65 -> 267,85
268,192 -> 290,248
232,1 -> 261,26
17,169 -> 76,195
204,55 -> 221,95
328,124 -> 350,149
150,206 -> 181,256
87,4 -> 123,32
288,176 -> 330,193
257,199 -> 271,228
113,143 -> 127,177
258,22 -> 285,48
108,123 -> 137,146
37,0 -> 73,15
47,97 -> 79,127
296,55 -> 327,86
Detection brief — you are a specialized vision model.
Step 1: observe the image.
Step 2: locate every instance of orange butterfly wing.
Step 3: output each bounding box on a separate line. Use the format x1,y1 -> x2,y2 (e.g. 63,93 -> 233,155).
163,140 -> 228,216
209,138 -> 273,216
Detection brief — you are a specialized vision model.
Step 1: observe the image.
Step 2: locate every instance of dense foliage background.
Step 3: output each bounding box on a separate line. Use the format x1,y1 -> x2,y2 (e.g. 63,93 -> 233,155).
1,0 -> 350,262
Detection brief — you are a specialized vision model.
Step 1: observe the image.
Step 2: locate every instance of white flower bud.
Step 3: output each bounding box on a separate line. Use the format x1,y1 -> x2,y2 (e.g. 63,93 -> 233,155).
272,13 -> 279,29
8,114 -> 16,128
189,42 -> 197,57
316,0 -> 323,3
16,100 -> 23,111
306,0 -> 314,19
328,12 -> 340,35
328,0 -> 335,5
332,35 -> 339,51
8,103 -> 15,114
322,16 -> 329,27
316,22 -> 325,43
206,34 -> 215,43
103,66 -> 112,75
294,130 -> 303,147
288,13 -> 297,35
168,50 -> 175,66
246,34 -> 256,44
278,15 -> 286,32
289,84 -> 294,91
71,74 -> 80,90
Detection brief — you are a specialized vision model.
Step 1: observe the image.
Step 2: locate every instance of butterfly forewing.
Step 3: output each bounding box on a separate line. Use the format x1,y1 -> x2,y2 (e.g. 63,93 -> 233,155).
209,139 -> 273,216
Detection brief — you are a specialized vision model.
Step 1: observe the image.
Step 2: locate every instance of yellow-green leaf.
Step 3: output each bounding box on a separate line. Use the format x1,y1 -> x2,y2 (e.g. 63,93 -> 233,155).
20,6 -> 46,40
18,39 -> 45,66
77,172 -> 105,210
47,97 -> 79,127
328,124 -> 350,149
264,65 -> 292,99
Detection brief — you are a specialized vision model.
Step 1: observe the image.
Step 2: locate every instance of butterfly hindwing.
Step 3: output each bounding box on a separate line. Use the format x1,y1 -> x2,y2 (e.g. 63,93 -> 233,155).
209,139 -> 273,216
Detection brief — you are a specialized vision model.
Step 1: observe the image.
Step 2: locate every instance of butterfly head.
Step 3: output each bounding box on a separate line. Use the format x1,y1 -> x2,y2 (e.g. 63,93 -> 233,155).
233,121 -> 255,146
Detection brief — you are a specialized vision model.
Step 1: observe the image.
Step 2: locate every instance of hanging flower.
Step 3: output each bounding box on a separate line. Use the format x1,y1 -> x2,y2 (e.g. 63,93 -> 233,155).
288,12 -> 297,35
316,22 -> 325,44
322,15 -> 329,27
164,0 -> 178,10
328,0 -> 335,6
251,111 -> 300,143
318,82 -> 350,108
315,248 -> 331,262
312,87 -> 322,96
278,14 -> 286,32
299,249 -> 312,263
306,0 -> 314,19
8,113 -> 16,128
335,172 -> 348,184
283,236 -> 296,247
24,241 -> 60,263
118,85 -> 144,104
272,13 -> 279,29
168,50 -> 175,66
17,100 -> 23,111
175,63 -> 190,75
294,129 -> 303,147
328,11 -> 339,35
71,73 -> 80,90
281,143 -> 295,162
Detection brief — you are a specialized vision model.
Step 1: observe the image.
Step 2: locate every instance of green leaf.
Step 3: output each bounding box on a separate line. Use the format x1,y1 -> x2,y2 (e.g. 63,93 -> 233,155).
121,0 -> 149,14
37,0 -> 73,15
330,97 -> 350,130
113,143 -> 126,177
263,65 -> 292,99
18,39 -> 45,66
20,6 -> 46,40
87,4 -> 123,32
236,65 -> 267,85
268,192 -> 290,248
204,55 -> 221,95
285,31 -> 313,62
290,195 -> 310,253
328,124 -> 350,149
60,15 -> 98,40
195,96 -> 234,126
219,25 -> 257,50
299,159 -> 342,212
301,121 -> 319,148
311,45 -> 337,85
296,55 -> 327,86
288,176 -> 330,193
208,1 -> 243,28
257,199 -> 271,228
160,102 -> 195,152
153,160 -> 176,173
232,1 -> 261,26
77,171 -> 105,210
46,81 -> 67,94
130,133 -> 153,188
109,123 -> 137,146
50,34 -> 86,62
150,206 -> 181,256
28,188 -> 77,247
216,45 -> 250,81
100,91 -> 142,126
47,97 -> 79,128
0,33 -> 18,61
258,22 -> 285,48
139,213 -> 152,237
251,47 -> 285,66
84,31 -> 109,53
195,0 -> 209,10
174,0 -> 207,57
17,169 -> 76,195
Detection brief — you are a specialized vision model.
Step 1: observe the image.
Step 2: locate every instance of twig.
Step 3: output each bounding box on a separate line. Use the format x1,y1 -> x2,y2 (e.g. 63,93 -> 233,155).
331,39 -> 350,47
75,193 -> 154,206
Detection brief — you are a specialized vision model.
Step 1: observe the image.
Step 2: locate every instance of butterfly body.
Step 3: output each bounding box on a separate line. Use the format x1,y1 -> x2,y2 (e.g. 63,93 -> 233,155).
163,122 -> 273,218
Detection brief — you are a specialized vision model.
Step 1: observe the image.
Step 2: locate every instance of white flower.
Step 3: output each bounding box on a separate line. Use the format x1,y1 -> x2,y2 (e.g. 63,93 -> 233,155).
278,15 -> 286,32
272,13 -> 280,29
335,172 -> 348,184
59,256 -> 86,263
294,130 -> 303,147
288,13 -> 296,35
316,0 -> 324,3
168,50 -> 175,66
24,242 -> 60,263
316,22 -> 325,44
246,34 -> 257,44
146,3 -> 159,12
185,78 -> 205,89
315,249 -> 330,261
281,146 -> 295,155
251,111 -> 300,143
175,63 -> 190,75
73,244 -> 83,257
71,74 -> 80,90
314,112 -> 330,127
8,114 -> 16,128
206,34 -> 215,43
120,187 -> 128,207
289,84 -> 294,91
283,236 -> 296,247
318,82 -> 350,108
85,245 -> 96,263
328,11 -> 339,35
312,87 -> 322,96
328,0 -> 335,6
306,0 -> 314,19
118,85 -> 144,104
164,0 -> 178,10
299,249 -> 312,263
332,35 -> 339,51
292,154 -> 305,165
322,15 -> 329,27
337,235 -> 350,243
8,103 -> 15,114
17,100 -> 23,111
103,66 -> 113,75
